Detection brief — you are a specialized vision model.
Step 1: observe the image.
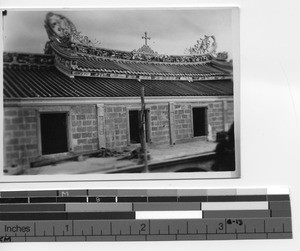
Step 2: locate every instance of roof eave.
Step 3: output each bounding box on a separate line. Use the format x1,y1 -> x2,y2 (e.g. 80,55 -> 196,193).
3,95 -> 234,107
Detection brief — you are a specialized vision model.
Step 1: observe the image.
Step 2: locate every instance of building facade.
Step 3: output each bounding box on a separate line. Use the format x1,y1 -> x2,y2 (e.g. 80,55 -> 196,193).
3,13 -> 234,174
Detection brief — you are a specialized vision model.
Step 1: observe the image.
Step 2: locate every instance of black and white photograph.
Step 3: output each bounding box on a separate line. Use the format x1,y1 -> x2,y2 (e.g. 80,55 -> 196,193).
2,8 -> 240,180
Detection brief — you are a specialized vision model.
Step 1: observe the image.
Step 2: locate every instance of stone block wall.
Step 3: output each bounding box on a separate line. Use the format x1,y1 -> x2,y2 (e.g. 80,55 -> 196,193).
173,101 -> 226,142
150,104 -> 170,145
3,99 -> 234,173
104,105 -> 128,149
103,103 -> 171,149
174,104 -> 193,142
4,108 -> 38,172
209,101 -> 225,135
71,105 -> 98,153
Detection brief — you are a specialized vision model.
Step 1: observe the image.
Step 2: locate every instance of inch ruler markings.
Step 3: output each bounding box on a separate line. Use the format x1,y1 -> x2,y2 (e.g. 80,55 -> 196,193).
0,188 -> 292,242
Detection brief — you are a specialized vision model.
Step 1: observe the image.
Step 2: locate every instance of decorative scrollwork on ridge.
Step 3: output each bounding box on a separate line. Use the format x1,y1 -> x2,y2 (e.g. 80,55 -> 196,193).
3,52 -> 55,68
43,13 -> 231,66
44,12 -> 99,49
133,44 -> 157,54
185,35 -> 217,55
54,54 -> 72,69
216,52 -> 229,61
70,70 -> 230,81
70,43 -> 212,63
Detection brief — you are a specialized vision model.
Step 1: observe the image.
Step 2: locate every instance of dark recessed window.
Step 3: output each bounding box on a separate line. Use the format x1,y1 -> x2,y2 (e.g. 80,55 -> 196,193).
40,113 -> 68,155
192,107 -> 207,137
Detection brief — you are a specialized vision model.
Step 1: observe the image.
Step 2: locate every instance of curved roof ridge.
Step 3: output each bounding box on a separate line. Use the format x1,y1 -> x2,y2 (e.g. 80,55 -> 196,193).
50,40 -> 213,65
76,52 -> 212,66
79,42 -> 212,58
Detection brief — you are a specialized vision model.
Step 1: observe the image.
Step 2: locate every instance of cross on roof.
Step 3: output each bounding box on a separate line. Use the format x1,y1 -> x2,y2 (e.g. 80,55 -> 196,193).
142,32 -> 151,46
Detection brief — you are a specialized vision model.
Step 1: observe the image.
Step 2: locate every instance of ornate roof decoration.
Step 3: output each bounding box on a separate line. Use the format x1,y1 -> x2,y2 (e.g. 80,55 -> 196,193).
43,13 -> 218,64
185,35 -> 217,55
71,42 -> 210,63
132,32 -> 158,55
134,44 -> 157,54
39,13 -> 233,79
142,32 -> 151,46
3,52 -> 54,69
3,51 -> 232,82
216,51 -> 229,61
44,12 -> 98,49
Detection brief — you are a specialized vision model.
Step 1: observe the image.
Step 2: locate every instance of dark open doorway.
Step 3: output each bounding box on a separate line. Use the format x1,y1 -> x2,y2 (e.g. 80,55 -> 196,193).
192,107 -> 207,137
40,113 -> 68,155
129,110 -> 149,144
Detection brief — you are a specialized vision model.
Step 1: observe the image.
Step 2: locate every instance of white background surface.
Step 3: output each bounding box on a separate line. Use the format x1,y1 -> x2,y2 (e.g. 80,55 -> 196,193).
0,0 -> 300,250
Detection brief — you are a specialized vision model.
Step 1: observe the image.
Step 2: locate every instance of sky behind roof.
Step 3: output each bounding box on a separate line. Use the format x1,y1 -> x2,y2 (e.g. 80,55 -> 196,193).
3,8 -> 234,57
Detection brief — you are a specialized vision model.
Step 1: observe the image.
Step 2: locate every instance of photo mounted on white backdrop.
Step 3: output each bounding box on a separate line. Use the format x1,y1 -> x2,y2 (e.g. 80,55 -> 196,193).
1,7 -> 240,181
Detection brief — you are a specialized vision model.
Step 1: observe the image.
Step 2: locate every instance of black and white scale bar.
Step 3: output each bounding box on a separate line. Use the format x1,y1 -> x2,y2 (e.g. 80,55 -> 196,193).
0,217 -> 292,242
0,194 -> 291,204
0,188 -> 291,202
0,188 -> 292,242
0,210 -> 292,221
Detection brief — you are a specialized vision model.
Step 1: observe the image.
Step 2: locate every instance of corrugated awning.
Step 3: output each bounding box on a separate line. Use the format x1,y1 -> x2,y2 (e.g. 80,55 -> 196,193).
3,67 -> 233,98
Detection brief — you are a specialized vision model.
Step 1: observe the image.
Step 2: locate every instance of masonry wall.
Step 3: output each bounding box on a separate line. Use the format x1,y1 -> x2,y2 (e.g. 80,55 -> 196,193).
173,100 -> 227,143
104,105 -> 128,149
70,105 -> 98,153
102,101 -> 232,148
209,101 -> 226,138
102,103 -> 171,149
174,103 -> 193,142
149,104 -> 170,145
4,108 -> 39,174
3,99 -> 234,174
3,105 -> 99,174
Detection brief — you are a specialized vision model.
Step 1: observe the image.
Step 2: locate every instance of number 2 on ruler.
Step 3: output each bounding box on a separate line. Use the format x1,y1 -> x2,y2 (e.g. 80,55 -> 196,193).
140,223 -> 146,232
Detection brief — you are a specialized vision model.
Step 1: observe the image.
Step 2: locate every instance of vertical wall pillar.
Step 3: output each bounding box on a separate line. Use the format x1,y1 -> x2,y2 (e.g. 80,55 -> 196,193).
223,100 -> 229,131
168,102 -> 175,145
96,104 -> 106,149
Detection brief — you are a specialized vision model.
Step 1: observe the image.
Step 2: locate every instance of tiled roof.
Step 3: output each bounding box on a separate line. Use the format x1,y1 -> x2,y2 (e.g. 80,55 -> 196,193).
3,67 -> 233,98
73,55 -> 229,77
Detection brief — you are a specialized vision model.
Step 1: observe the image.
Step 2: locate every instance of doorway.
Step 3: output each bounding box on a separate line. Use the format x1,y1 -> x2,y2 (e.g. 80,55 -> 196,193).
129,110 -> 149,144
40,113 -> 69,155
192,107 -> 207,137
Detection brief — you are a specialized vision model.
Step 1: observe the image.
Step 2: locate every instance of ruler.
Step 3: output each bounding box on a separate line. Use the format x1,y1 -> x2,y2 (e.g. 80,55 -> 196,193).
0,188 -> 292,242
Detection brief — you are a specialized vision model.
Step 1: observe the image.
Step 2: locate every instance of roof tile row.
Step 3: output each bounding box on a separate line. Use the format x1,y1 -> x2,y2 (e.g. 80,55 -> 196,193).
3,67 -> 233,99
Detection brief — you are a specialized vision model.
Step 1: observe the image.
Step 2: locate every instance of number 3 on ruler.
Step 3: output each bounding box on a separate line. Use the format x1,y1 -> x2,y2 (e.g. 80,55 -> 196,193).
218,223 -> 224,230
